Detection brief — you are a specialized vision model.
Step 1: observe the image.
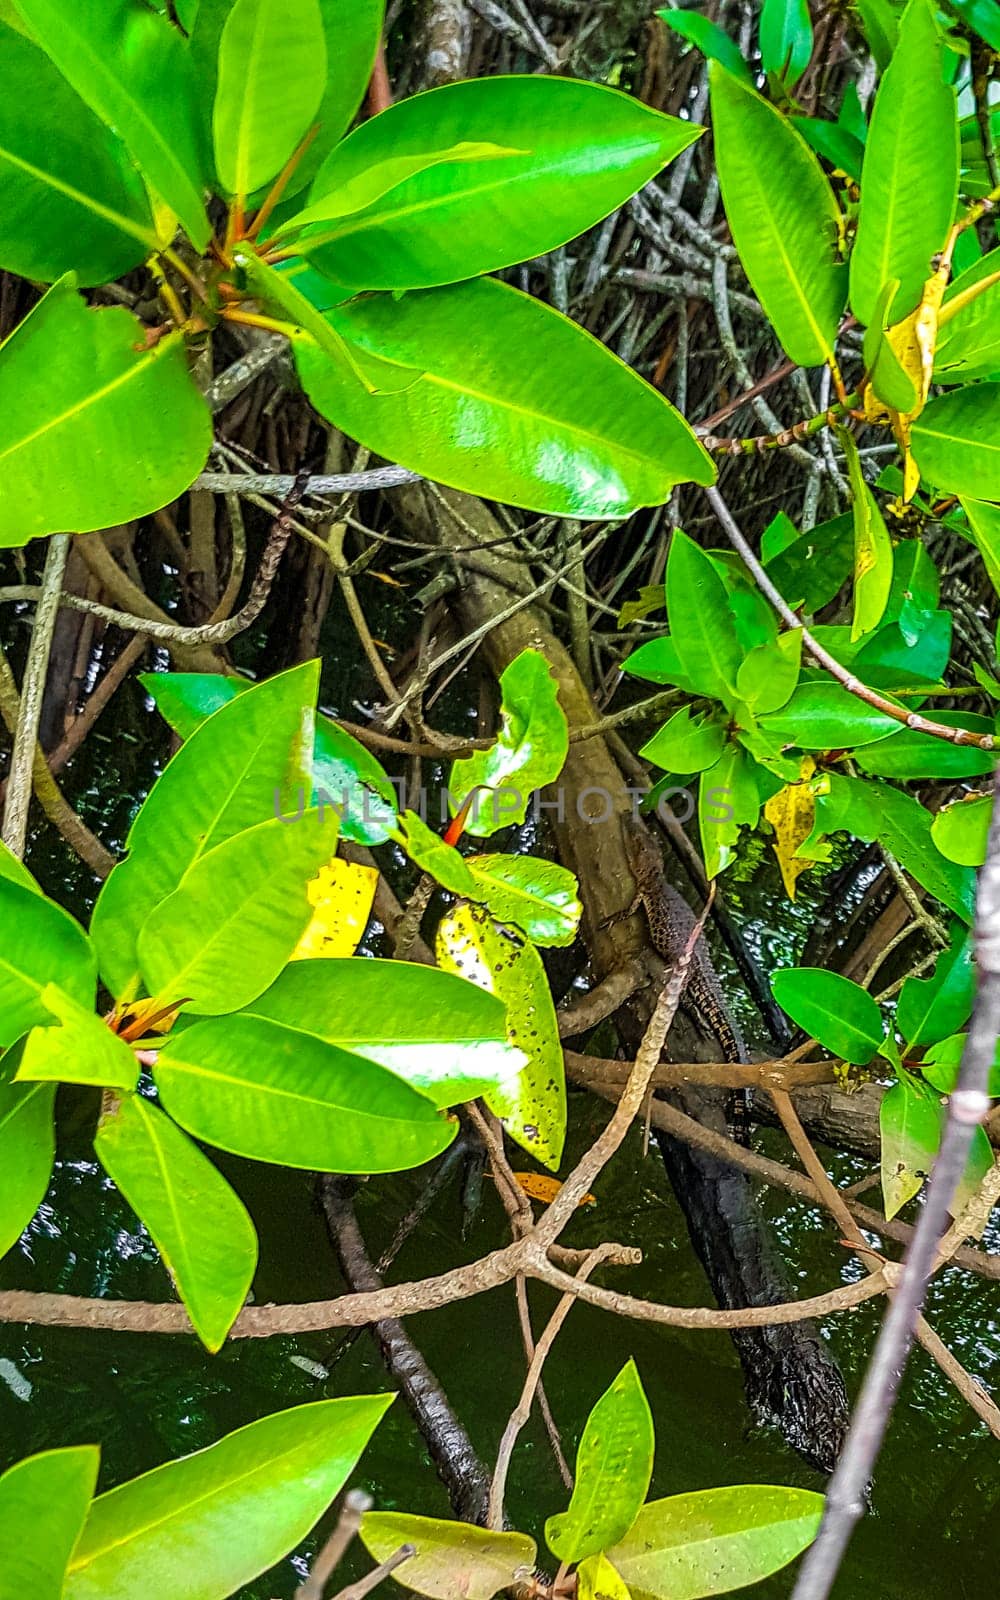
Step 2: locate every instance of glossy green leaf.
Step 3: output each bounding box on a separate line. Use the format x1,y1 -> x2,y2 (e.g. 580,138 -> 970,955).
240,957 -> 526,1110
946,0 -> 1000,47
834,776 -> 977,922
666,531 -> 744,705
887,537 -> 939,645
292,76 -> 702,289
213,0 -> 326,196
142,669 -> 399,846
855,0 -> 899,66
361,1513 -> 536,1600
759,0 -> 813,85
277,142 -> 526,240
622,637 -> 698,693
960,496 -> 1000,596
880,1078 -> 944,1219
758,680 -> 901,749
0,879 -> 96,1047
935,250 -> 1000,381
95,1093 -> 257,1351
606,1485 -> 824,1600
0,840 -> 41,893
700,743 -> 762,879
0,279 -> 210,545
449,649 -> 569,838
656,10 -> 752,82
923,1031 -> 1000,1099
0,1447 -> 99,1600
736,632 -> 802,714
396,809 -> 479,897
137,811 -> 340,1014
0,1080 -> 55,1260
711,65 -> 846,366
91,661 -> 320,999
155,1014 -> 455,1171
764,512 -> 854,613
13,0 -> 209,248
855,716 -> 995,778
840,429 -> 893,642
931,790 -> 992,866
437,902 -> 565,1169
793,116 -> 864,182
465,855 -> 582,948
0,21 -> 155,284
296,276 -> 714,519
546,1360 -> 654,1564
64,1397 -> 393,1600
772,967 -> 885,1063
850,0 -> 958,328
897,927 -> 974,1051
912,384 -> 1000,499
17,985 -> 139,1090
640,707 -> 728,774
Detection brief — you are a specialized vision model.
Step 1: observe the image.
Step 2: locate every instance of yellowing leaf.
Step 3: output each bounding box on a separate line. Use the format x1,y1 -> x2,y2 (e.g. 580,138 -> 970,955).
764,756 -> 823,899
292,857 -> 378,960
512,1172 -> 595,1208
863,248 -> 954,501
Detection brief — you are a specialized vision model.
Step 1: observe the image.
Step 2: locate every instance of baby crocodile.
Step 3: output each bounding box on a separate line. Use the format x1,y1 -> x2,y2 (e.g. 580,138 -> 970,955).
621,814 -> 751,1138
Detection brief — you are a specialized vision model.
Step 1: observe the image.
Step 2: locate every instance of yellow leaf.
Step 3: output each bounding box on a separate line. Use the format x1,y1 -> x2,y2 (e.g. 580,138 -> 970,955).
512,1172 -> 595,1208
763,756 -> 822,900
863,252 -> 952,502
292,856 -> 378,960
110,994 -> 184,1041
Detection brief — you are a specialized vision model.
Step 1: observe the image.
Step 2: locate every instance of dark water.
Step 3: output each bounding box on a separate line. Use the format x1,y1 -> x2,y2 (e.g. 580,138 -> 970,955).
2,664 -> 999,1597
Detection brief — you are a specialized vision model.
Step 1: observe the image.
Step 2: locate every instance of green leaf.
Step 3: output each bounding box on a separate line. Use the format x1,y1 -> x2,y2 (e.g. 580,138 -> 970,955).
437,902 -> 565,1169
855,715 -> 995,778
0,1080 -> 55,1260
95,1093 -> 257,1351
91,661 -> 320,999
945,0 -> 1000,47
239,957 -> 526,1110
840,428 -> 893,642
640,707 -> 728,774
577,1555 -> 633,1600
764,512 -> 854,613
361,1513 -> 536,1600
0,879 -> 96,1047
699,743 -> 762,878
142,669 -> 399,846
880,1078 -> 944,1219
0,1447 -> 99,1600
912,383 -> 1000,500
622,637 -> 698,693
213,0 -> 326,197
855,0 -> 900,67
666,531 -> 744,704
887,537 -> 939,645
0,20 -> 156,284
465,856 -> 582,948
546,1360 -> 654,1565
606,1485 -> 824,1600
850,0 -> 958,328
0,279 -> 210,545
959,496 -> 1000,596
935,249 -> 1000,381
137,811 -> 340,1014
758,680 -> 902,749
290,76 -> 702,290
17,985 -> 139,1090
397,809 -> 479,895
736,633 -> 802,715
449,649 -> 569,838
0,840 -> 42,893
897,926 -> 974,1050
64,1397 -> 393,1600
793,116 -> 864,182
656,10 -> 753,83
923,1031 -> 1000,1099
821,775 -> 977,921
772,967 -> 885,1063
155,1014 -> 456,1171
710,64 -> 847,366
13,0 -> 209,248
862,280 -> 918,414
931,790 -> 992,866
759,0 -> 813,86
295,276 -> 714,519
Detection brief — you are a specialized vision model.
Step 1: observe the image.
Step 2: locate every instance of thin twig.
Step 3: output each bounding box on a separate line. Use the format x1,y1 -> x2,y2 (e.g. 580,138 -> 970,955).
297,1490 -> 373,1600
2,534 -> 69,855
